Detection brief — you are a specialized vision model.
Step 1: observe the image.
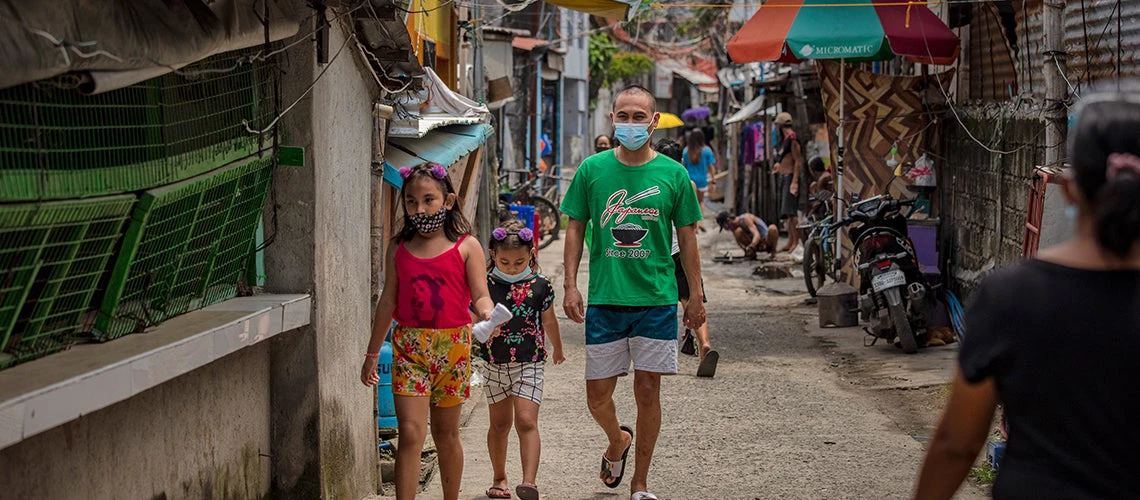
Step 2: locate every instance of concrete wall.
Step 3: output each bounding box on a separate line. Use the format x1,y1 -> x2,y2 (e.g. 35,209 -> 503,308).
0,346 -> 272,500
561,77 -> 588,168
0,13 -> 377,500
268,18 -> 378,499
939,106 -> 1046,295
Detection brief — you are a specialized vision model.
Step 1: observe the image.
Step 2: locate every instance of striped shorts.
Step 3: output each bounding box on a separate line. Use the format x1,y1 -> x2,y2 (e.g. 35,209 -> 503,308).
479,361 -> 545,405
584,305 -> 678,380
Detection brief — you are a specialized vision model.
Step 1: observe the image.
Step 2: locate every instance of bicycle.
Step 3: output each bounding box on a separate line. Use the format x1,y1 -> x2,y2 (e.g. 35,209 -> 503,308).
799,190 -> 838,297
498,168 -> 561,250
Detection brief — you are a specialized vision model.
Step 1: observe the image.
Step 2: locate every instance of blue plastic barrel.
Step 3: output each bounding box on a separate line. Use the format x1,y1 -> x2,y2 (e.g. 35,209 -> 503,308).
509,204 -> 536,232
377,324 -> 398,430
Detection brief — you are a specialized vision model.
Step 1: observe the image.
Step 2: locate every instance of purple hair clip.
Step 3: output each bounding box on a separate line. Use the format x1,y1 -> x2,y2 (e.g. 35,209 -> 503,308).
429,164 -> 448,179
517,228 -> 534,242
398,167 -> 412,179
492,228 -> 508,240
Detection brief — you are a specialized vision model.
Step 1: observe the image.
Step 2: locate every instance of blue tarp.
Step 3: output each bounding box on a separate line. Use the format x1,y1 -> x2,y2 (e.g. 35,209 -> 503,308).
382,123 -> 493,189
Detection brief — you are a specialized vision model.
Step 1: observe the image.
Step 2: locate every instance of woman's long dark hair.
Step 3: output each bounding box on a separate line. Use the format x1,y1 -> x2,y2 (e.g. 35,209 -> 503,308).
393,163 -> 472,243
1069,92 -> 1140,257
686,128 -> 706,164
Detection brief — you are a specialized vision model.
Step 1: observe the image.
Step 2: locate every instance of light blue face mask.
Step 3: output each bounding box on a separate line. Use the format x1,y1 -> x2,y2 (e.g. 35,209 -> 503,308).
492,266 -> 532,283
613,122 -> 651,151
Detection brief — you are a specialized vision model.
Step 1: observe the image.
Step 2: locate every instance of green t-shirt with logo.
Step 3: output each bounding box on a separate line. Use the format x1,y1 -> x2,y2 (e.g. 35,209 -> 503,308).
561,150 -> 703,306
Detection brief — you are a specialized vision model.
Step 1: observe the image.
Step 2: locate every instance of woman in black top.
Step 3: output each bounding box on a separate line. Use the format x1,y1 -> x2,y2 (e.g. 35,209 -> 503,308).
915,90 -> 1140,499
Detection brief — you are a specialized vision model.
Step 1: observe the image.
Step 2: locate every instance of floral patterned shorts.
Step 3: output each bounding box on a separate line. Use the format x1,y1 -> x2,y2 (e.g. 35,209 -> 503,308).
392,325 -> 472,407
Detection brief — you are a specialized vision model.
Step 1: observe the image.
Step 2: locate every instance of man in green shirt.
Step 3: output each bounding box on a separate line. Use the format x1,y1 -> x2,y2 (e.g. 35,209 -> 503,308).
561,85 -> 706,500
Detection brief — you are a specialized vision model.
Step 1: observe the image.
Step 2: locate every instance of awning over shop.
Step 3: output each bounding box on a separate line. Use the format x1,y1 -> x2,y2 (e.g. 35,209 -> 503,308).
724,96 -> 768,125
542,0 -> 642,21
513,37 -> 549,52
0,0 -> 307,92
382,124 -> 493,188
388,67 -> 489,138
656,60 -> 717,86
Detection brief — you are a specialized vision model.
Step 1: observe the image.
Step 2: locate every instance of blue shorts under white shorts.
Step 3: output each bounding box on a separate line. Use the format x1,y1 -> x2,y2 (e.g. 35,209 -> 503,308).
584,305 -> 678,380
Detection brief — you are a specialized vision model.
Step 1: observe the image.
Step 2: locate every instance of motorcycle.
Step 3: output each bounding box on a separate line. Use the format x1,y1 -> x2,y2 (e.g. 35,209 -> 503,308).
830,194 -> 932,353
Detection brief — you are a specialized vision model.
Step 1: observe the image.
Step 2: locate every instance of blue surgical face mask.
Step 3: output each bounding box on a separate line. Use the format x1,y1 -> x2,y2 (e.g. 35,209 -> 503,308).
614,122 -> 651,151
492,266 -> 532,283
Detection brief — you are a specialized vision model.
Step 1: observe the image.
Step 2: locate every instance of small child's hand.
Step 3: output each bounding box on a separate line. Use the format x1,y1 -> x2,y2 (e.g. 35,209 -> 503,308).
361,358 -> 380,387
552,348 -> 565,365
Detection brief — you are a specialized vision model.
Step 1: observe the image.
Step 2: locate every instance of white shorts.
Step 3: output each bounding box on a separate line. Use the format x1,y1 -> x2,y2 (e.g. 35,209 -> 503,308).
479,361 -> 545,405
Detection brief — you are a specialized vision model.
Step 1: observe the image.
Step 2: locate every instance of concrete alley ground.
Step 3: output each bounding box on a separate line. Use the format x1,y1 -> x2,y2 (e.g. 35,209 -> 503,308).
395,219 -> 987,500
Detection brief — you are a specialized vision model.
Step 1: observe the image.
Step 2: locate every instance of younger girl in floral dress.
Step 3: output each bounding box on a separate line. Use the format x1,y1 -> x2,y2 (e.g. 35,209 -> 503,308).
477,219 -> 564,500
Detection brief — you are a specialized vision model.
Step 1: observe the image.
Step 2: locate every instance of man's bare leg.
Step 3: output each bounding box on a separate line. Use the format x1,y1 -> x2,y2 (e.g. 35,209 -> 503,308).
767,225 -> 780,259
586,376 -> 632,485
629,370 -> 662,495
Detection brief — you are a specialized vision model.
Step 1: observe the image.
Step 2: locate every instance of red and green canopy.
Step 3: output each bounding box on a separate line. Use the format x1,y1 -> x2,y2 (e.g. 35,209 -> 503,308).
726,0 -> 960,65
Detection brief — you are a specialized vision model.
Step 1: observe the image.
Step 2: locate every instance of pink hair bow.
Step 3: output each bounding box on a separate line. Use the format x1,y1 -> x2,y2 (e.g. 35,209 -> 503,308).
1107,153 -> 1140,180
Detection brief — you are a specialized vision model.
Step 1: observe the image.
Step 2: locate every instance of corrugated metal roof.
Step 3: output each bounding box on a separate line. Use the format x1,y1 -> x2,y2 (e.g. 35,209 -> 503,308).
657,60 -> 718,86
512,37 -> 549,51
1064,1 -> 1140,89
382,124 -> 493,188
484,26 -> 532,37
966,0 -> 1140,101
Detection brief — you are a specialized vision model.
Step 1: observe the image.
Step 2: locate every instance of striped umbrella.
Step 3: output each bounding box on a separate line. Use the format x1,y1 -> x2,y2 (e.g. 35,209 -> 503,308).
726,0 -> 960,65
725,0 -> 959,260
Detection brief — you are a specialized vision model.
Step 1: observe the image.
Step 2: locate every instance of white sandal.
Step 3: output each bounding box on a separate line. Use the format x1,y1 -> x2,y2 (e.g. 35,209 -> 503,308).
631,492 -> 659,500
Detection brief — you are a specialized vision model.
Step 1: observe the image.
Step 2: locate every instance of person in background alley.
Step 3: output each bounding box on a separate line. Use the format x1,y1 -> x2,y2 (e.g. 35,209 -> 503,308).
561,85 -> 706,500
361,163 -> 495,500
595,134 -> 612,154
772,112 -> 802,253
657,138 -> 718,378
683,128 -> 717,233
914,90 -> 1140,499
475,219 -> 564,500
715,211 -> 779,261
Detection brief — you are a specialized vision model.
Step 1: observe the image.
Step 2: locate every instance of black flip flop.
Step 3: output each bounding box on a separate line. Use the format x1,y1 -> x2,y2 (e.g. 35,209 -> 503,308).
515,483 -> 539,500
600,424 -> 634,489
697,350 -> 719,378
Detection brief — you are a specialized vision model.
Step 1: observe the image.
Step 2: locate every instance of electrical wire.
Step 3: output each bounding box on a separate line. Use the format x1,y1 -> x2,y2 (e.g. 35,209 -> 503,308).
394,0 -> 456,14
163,3 -> 368,77
243,29 -> 353,135
14,3 -> 366,79
648,0 -> 1006,8
918,11 -> 1034,155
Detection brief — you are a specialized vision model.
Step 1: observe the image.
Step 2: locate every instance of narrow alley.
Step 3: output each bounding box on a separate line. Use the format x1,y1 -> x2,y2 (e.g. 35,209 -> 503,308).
402,222 -> 985,500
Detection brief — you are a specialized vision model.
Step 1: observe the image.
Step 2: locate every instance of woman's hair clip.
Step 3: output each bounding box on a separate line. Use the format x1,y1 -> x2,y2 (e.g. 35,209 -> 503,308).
492,227 -> 508,240
518,228 -> 534,242
430,164 -> 448,179
398,167 -> 412,179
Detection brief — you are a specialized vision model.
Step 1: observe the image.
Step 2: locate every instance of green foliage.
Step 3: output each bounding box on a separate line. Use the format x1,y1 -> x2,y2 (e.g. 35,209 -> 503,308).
608,53 -> 654,84
969,463 -> 996,484
589,32 -> 619,86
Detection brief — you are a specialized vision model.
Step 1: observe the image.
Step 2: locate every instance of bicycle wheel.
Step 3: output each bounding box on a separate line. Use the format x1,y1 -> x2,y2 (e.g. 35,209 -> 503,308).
532,196 -> 561,249
803,238 -> 826,297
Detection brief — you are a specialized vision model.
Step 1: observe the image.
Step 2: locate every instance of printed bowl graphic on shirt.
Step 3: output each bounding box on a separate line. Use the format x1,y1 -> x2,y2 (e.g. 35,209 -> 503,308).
611,222 -> 649,247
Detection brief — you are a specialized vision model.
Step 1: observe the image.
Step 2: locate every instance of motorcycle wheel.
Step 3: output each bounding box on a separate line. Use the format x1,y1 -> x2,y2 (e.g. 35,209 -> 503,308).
803,239 -> 825,297
532,196 -> 561,249
890,302 -> 919,354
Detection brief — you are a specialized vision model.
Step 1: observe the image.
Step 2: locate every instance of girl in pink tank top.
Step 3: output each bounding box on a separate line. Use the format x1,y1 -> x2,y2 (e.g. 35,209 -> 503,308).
361,163 -> 494,500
